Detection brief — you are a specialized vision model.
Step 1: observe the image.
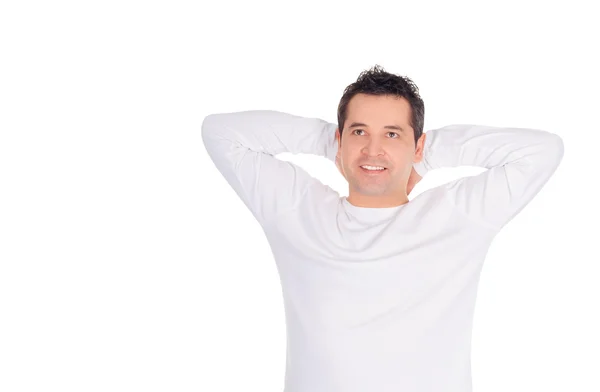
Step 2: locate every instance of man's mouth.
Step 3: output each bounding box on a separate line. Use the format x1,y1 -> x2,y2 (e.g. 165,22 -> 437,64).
360,165 -> 387,173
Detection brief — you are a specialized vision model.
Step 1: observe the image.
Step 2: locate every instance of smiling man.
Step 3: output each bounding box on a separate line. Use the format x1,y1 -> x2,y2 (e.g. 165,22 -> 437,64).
201,65 -> 564,392
335,92 -> 426,208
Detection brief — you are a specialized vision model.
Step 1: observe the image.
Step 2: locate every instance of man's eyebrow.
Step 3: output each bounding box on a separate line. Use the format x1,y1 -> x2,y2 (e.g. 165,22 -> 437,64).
348,122 -> 405,132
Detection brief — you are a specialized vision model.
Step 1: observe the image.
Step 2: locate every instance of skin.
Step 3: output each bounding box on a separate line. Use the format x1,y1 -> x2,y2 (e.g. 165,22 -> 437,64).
335,93 -> 426,208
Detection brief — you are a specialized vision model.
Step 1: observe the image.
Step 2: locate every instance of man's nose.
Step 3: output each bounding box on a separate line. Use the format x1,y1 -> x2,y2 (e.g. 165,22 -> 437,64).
362,140 -> 385,156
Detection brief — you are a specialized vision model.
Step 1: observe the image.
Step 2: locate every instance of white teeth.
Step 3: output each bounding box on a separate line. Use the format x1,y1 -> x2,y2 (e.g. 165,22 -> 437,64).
361,165 -> 385,171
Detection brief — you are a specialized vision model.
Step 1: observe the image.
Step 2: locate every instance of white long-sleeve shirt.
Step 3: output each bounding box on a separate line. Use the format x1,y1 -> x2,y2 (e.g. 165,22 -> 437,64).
201,110 -> 564,392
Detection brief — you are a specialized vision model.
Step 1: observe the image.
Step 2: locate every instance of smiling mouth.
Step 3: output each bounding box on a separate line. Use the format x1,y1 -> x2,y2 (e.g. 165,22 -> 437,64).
360,165 -> 388,174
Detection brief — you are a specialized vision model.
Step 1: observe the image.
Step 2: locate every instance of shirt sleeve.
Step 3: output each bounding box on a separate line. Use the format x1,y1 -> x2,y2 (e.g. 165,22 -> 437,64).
201,110 -> 338,227
412,124 -> 565,231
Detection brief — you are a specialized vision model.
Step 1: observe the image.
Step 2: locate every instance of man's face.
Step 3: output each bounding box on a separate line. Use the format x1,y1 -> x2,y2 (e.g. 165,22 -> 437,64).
335,93 -> 425,207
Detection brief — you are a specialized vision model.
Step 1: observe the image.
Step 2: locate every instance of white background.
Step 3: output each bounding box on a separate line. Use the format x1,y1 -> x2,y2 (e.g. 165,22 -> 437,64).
1,1 -> 598,391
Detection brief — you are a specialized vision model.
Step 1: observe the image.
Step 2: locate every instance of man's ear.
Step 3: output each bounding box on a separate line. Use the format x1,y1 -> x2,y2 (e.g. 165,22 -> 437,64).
334,128 -> 343,175
414,133 -> 426,163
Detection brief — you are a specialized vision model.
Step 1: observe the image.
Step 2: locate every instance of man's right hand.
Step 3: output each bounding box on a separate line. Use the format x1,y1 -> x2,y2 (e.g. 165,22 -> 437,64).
407,166 -> 422,196
335,155 -> 344,177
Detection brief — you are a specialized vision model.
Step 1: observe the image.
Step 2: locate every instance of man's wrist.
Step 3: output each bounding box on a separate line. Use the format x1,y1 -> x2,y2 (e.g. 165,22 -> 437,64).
412,160 -> 429,177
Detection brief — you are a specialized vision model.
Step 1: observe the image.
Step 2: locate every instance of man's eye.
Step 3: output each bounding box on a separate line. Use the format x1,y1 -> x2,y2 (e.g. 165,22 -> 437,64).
353,129 -> 399,138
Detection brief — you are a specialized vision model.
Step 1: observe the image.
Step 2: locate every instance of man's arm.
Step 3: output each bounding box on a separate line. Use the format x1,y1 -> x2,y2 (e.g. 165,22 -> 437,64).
412,124 -> 564,231
201,110 -> 338,227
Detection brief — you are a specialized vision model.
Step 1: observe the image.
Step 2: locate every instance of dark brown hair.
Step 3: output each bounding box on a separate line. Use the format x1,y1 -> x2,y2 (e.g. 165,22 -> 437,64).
337,64 -> 425,147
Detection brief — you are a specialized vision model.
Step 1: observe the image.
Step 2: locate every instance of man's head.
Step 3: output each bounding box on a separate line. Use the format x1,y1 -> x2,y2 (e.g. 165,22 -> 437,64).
335,65 -> 426,208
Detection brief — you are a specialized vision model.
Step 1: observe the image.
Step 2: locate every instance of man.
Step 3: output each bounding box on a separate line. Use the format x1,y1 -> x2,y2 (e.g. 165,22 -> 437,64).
201,65 -> 564,392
